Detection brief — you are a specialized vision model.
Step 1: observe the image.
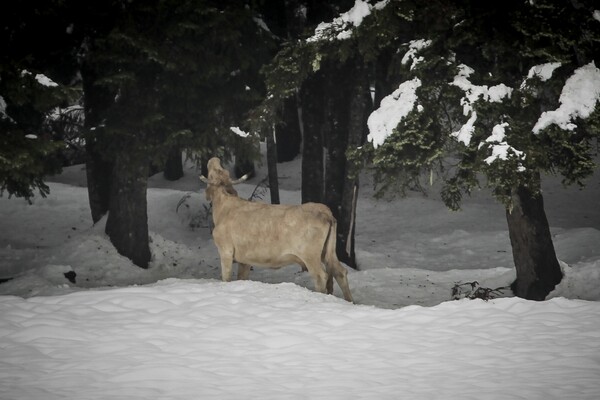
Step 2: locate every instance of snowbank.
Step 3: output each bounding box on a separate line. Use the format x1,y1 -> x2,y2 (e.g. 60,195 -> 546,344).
1,280 -> 599,400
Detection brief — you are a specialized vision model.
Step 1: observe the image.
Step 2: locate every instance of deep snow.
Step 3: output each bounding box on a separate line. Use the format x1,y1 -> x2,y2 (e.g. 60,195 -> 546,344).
1,152 -> 599,399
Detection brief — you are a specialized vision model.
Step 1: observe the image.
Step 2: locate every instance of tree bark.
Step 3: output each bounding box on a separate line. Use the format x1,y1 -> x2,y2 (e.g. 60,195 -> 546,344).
105,141 -> 151,269
324,73 -> 350,265
163,145 -> 183,181
234,156 -> 255,180
267,126 -> 280,204
324,60 -> 369,269
276,96 -> 302,162
506,180 -> 563,300
81,63 -> 113,224
339,62 -> 369,269
300,73 -> 325,203
85,140 -> 112,224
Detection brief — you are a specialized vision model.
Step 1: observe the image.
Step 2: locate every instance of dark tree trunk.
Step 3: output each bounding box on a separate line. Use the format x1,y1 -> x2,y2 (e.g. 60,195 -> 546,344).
234,156 -> 255,180
199,157 -> 209,178
506,180 -> 563,300
324,60 -> 369,269
324,70 -> 350,265
85,141 -> 112,224
163,145 -> 183,181
283,0 -> 307,38
339,62 -> 369,270
271,0 -> 304,163
266,126 -> 280,204
300,73 -> 325,203
105,142 -> 151,269
374,49 -> 394,107
81,41 -> 153,269
276,96 -> 302,162
148,159 -> 161,177
81,63 -> 113,224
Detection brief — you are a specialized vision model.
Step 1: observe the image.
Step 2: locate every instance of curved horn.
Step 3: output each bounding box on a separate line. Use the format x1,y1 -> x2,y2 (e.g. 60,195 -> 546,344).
231,174 -> 249,185
199,175 -> 209,183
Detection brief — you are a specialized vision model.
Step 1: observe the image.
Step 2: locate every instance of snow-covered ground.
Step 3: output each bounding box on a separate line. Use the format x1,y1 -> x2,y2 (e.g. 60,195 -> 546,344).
1,153 -> 599,399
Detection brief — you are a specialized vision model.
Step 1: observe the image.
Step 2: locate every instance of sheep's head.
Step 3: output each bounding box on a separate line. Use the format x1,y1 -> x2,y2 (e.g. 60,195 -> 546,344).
200,157 -> 247,202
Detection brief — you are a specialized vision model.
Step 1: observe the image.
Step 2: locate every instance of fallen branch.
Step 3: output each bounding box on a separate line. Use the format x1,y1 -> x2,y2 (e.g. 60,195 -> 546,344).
451,281 -> 510,301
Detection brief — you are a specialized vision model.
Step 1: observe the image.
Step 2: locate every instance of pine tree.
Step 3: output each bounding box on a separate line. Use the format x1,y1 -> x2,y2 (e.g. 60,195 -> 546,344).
0,1 -> 80,201
78,0 -> 275,267
352,0 -> 600,299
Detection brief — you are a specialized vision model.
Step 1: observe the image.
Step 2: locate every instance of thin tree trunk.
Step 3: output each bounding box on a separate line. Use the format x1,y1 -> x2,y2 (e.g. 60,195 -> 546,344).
163,145 -> 183,181
85,140 -> 111,224
300,73 -> 324,203
282,0 -> 306,156
324,77 -> 350,265
295,90 -> 305,154
267,125 -> 280,204
105,141 -> 151,269
325,60 -> 370,269
506,179 -> 563,300
81,63 -> 113,224
234,156 -> 255,180
275,96 -> 302,162
338,62 -> 369,269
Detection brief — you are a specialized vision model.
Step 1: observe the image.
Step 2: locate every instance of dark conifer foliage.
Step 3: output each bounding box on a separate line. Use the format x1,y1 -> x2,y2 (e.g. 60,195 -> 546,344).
0,0 -> 80,200
78,0 -> 275,267
2,0 -> 277,267
349,0 -> 599,298
254,0 -> 599,293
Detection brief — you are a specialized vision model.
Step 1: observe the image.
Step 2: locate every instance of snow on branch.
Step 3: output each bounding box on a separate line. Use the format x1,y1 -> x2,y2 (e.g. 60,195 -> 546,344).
520,62 -> 561,89
307,0 -> 389,42
451,64 -> 513,116
401,39 -> 432,70
367,78 -> 422,149
532,61 -> 600,134
451,112 -> 477,146
0,95 -> 10,121
230,126 -> 250,138
253,17 -> 272,35
450,64 -> 513,146
21,70 -> 59,87
481,122 -> 526,172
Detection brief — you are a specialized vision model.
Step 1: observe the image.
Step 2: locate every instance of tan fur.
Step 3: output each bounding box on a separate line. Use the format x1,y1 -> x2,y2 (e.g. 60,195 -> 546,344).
203,157 -> 353,302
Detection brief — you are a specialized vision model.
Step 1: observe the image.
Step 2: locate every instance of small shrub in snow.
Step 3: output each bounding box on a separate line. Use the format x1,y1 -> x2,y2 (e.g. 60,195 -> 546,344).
247,176 -> 269,201
175,177 -> 270,232
176,193 -> 212,230
451,281 -> 509,301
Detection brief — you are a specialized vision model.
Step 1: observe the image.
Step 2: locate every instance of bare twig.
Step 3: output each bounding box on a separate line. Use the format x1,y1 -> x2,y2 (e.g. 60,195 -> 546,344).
451,281 -> 510,301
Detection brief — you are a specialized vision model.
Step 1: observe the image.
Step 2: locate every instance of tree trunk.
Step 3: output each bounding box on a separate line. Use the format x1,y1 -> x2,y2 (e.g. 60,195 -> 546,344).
276,96 -> 302,162
324,60 -> 369,269
81,40 -> 153,270
85,140 -> 111,224
283,0 -> 307,39
300,73 -> 324,203
234,156 -> 255,180
267,126 -> 280,204
339,62 -> 369,269
506,180 -> 563,300
105,142 -> 151,269
81,63 -> 113,224
324,75 -> 350,266
163,145 -> 183,181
